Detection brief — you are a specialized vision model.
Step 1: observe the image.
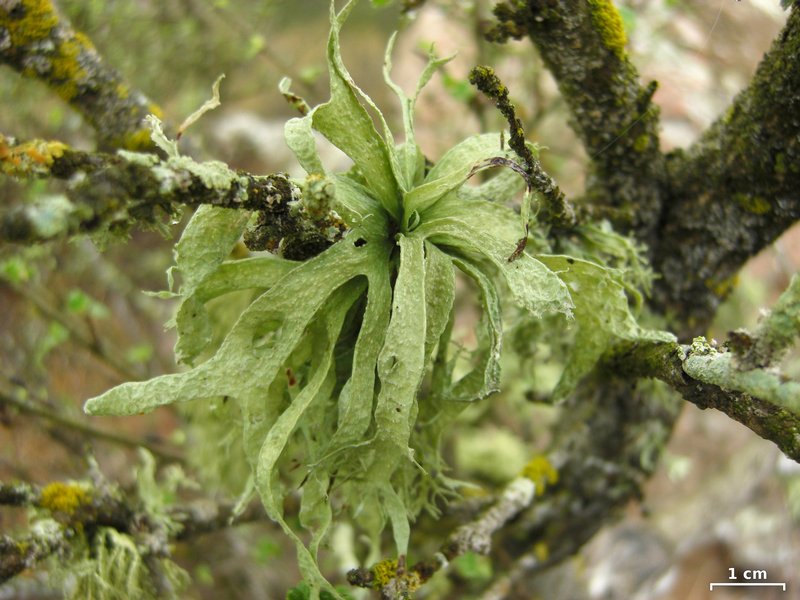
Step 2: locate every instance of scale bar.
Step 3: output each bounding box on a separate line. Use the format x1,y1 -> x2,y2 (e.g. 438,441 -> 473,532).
710,582 -> 787,591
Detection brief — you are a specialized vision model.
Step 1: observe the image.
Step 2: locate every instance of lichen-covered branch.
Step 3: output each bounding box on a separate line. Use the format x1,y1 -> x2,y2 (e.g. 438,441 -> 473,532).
347,460 -> 558,598
0,0 -> 162,150
0,133 -> 344,257
0,477 -> 268,584
653,8 -> 800,329
487,0 -> 664,237
733,274 -> 800,370
607,341 -> 800,462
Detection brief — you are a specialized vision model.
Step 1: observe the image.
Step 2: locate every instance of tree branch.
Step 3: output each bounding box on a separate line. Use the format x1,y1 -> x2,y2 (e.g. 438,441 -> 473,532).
653,7 -> 800,328
607,341 -> 800,462
0,0 -> 161,150
0,133 -> 344,258
0,376 -> 184,463
348,475 -> 543,598
0,477 -> 267,584
487,0 -> 665,238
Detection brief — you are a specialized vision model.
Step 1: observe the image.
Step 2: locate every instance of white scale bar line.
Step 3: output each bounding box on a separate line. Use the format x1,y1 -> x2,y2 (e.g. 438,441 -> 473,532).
710,582 -> 787,591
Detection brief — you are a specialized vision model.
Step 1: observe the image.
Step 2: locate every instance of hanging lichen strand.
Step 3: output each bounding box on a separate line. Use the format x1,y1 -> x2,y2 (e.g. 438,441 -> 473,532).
84,1 -> 671,596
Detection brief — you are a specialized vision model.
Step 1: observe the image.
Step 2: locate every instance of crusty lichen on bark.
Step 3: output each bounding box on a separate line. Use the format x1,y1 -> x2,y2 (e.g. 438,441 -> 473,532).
487,0 -> 664,240
0,133 -> 344,256
654,8 -> 800,332
0,0 -> 162,151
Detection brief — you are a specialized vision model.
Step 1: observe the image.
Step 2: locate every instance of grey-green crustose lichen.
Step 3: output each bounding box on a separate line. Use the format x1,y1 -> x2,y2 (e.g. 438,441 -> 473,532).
83,1 -> 670,595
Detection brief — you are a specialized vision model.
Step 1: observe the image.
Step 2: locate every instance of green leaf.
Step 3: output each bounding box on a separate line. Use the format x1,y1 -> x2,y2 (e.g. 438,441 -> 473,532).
285,113 -> 325,176
174,256 -> 296,364
322,253 -> 392,454
383,34 -> 453,189
254,282 -> 363,596
448,257 -> 502,401
369,234 -> 428,553
84,237 -> 374,417
423,241 -> 455,364
418,203 -> 573,319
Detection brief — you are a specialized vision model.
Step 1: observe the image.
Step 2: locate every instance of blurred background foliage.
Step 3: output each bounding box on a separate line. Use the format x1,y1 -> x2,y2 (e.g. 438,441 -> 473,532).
1,1 -> 799,599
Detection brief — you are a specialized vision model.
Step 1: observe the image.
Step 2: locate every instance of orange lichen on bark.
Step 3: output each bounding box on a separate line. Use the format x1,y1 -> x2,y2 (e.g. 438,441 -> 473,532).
0,134 -> 67,177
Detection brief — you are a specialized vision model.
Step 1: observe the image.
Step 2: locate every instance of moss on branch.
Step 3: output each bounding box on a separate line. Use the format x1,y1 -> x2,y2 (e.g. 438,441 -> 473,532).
487,0 -> 664,238
0,0 -> 162,150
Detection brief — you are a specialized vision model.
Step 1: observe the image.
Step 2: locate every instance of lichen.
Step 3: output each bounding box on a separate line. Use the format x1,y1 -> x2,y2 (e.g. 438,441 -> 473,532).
520,455 -> 558,494
48,35 -> 89,101
587,0 -> 628,60
0,134 -> 67,177
0,0 -> 59,47
735,193 -> 771,215
633,133 -> 650,152
40,481 -> 91,516
369,559 -> 422,592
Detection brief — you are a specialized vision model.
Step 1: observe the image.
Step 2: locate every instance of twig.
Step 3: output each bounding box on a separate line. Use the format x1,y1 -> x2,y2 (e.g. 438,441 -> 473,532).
0,133 -> 344,259
0,377 -> 183,463
607,340 -> 800,462
0,474 -> 268,585
6,281 -> 142,382
0,0 -> 161,151
468,65 -> 577,230
347,476 -> 539,597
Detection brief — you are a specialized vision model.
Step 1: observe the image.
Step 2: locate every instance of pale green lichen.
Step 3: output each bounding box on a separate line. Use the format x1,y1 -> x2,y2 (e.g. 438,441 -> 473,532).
83,0 -> 669,594
683,337 -> 800,415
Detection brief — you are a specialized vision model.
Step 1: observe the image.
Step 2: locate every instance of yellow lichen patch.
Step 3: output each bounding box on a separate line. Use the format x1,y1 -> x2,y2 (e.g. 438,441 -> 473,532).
148,103 -> 165,120
40,481 -> 91,516
121,127 -> 156,152
370,559 -> 422,592
520,455 -> 558,494
587,0 -> 628,60
706,274 -> 739,299
0,0 -> 59,46
735,193 -> 771,215
533,542 -> 549,562
372,559 -> 398,588
0,137 -> 67,177
49,36 -> 88,101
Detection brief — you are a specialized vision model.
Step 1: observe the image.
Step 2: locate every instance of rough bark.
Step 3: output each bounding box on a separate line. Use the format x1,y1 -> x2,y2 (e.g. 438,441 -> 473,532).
482,0 -> 800,586
653,7 -> 800,330
488,0 -> 665,240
